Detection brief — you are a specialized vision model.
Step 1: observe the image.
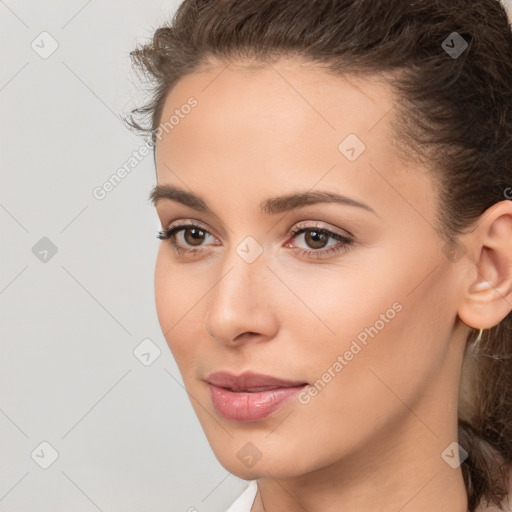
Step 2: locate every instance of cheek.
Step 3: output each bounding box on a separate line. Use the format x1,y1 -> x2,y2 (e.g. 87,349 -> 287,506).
290,245 -> 448,400
154,250 -> 194,357
282,260 -> 403,356
154,248 -> 174,334
154,248 -> 216,375
302,259 -> 453,417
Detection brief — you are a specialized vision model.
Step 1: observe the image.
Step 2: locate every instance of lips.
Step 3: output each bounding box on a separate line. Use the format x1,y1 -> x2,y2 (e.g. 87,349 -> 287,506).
205,371 -> 308,422
206,371 -> 307,391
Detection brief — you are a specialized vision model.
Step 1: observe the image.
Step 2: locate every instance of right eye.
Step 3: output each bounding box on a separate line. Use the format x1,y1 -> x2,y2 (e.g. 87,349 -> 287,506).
157,221 -> 218,255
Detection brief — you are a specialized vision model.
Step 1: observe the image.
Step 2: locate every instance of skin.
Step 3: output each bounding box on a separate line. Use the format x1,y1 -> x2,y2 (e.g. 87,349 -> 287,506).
152,57 -> 512,511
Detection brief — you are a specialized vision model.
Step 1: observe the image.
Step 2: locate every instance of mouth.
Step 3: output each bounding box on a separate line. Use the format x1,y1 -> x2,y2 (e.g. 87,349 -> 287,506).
205,371 -> 309,422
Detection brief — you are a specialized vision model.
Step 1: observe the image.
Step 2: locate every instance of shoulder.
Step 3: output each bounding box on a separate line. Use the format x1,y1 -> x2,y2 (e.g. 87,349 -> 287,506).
225,480 -> 258,512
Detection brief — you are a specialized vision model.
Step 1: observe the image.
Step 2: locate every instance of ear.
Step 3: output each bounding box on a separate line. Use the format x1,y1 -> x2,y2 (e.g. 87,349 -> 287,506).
457,200 -> 512,330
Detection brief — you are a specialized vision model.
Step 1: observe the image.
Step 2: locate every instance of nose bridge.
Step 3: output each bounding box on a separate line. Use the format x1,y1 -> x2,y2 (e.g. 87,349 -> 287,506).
211,242 -> 267,314
205,240 -> 275,342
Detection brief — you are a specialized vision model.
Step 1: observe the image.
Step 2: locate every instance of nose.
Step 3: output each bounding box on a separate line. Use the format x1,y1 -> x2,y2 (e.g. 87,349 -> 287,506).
204,249 -> 279,347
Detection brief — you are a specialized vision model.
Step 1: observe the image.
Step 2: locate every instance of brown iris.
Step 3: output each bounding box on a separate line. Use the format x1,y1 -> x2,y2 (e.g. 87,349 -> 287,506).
303,229 -> 329,249
183,227 -> 206,246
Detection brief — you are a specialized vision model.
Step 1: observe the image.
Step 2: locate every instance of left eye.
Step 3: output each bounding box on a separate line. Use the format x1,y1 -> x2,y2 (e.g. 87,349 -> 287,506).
287,226 -> 353,257
156,222 -> 353,258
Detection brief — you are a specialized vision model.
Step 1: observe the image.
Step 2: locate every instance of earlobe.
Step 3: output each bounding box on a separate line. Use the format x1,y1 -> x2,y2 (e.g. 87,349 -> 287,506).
457,200 -> 512,331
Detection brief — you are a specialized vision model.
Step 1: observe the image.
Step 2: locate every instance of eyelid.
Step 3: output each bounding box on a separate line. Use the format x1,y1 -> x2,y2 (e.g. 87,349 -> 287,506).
163,218 -> 215,236
158,218 -> 355,262
291,219 -> 353,239
161,218 -> 351,244
157,206 -> 230,240
164,218 -> 203,229
159,219 -> 220,247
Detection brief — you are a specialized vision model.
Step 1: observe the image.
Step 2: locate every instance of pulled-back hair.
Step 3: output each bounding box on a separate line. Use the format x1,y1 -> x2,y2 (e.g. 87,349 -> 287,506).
126,1 -> 512,509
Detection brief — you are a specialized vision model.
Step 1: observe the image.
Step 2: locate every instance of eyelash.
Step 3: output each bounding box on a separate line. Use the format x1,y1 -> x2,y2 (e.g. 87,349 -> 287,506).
156,221 -> 353,259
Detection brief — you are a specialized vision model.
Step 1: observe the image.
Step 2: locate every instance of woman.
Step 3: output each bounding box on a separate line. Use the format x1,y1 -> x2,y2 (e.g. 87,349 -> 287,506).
126,0 -> 512,510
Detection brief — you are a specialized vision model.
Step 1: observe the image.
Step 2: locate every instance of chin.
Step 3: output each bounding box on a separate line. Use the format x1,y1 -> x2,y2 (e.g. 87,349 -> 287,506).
206,435 -> 317,480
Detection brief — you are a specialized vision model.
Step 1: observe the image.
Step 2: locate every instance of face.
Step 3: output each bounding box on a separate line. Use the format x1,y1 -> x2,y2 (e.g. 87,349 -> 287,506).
153,57 -> 464,479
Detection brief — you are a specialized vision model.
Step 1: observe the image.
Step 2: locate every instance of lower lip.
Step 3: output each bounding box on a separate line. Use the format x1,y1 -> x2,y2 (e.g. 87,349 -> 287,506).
208,384 -> 307,422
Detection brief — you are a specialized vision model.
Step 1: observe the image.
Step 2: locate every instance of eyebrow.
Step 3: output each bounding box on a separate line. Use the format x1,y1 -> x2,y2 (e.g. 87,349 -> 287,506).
149,184 -> 378,216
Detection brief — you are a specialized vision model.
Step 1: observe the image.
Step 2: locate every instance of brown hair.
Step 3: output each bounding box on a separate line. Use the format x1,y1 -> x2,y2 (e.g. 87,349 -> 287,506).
126,0 -> 512,509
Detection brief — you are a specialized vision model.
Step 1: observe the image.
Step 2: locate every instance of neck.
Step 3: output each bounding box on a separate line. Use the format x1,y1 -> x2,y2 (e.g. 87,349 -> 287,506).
254,432 -> 468,511
252,393 -> 468,512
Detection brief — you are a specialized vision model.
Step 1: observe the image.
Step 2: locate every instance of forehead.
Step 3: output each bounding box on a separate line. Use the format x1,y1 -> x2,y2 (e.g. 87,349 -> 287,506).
155,57 -> 399,167
153,58 -> 436,225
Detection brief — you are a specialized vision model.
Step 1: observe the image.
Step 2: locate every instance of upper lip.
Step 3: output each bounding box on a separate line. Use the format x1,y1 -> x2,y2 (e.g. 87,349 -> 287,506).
205,371 -> 308,392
